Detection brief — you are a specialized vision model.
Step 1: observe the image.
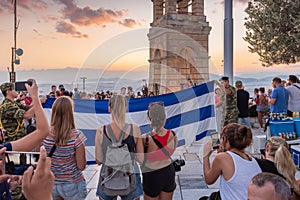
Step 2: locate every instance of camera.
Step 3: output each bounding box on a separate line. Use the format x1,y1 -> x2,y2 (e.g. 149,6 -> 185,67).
14,80 -> 33,92
3,151 -> 40,175
172,159 -> 185,172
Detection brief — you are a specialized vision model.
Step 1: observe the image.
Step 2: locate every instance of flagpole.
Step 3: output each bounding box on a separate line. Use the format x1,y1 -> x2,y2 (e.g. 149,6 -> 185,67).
224,0 -> 233,84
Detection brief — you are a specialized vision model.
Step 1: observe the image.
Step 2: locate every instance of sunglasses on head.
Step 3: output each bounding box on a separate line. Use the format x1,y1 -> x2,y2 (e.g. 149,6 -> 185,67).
148,101 -> 164,109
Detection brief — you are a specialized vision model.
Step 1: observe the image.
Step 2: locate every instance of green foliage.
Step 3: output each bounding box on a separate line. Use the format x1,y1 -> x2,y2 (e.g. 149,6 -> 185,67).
244,0 -> 300,67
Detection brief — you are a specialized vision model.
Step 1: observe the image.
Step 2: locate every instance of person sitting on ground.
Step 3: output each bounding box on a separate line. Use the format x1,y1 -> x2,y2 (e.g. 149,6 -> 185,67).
248,172 -> 292,200
42,96 -> 87,200
202,123 -> 262,200
255,136 -> 300,198
0,79 -> 52,199
95,94 -> 143,200
141,102 -> 178,200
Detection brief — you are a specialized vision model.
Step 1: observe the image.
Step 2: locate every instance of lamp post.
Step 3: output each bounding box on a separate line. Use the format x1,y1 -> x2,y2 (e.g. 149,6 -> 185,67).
80,77 -> 87,93
9,0 -> 23,83
224,0 -> 233,84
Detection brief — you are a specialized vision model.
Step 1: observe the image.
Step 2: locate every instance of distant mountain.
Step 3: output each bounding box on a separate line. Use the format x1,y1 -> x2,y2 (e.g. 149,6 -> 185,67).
0,67 -> 299,96
0,67 -> 148,85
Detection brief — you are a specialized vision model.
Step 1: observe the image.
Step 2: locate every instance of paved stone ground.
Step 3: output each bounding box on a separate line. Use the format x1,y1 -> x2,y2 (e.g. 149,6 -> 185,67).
83,126 -> 300,200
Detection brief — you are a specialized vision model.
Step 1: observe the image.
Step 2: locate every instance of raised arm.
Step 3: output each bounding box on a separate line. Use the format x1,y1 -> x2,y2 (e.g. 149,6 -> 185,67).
11,79 -> 50,151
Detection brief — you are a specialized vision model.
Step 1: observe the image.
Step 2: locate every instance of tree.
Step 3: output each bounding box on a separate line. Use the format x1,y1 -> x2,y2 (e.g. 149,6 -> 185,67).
244,0 -> 300,67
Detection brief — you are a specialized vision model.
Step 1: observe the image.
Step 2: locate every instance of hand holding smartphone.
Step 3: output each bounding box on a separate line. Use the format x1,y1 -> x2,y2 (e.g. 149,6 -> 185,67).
14,80 -> 33,92
210,132 -> 220,150
3,151 -> 40,175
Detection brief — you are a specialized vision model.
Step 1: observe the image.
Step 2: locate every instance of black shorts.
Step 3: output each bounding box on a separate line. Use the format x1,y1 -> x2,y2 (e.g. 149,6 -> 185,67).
142,164 -> 176,197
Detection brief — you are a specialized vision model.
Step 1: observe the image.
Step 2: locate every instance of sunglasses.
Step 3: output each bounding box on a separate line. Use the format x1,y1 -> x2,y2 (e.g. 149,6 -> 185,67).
148,101 -> 164,109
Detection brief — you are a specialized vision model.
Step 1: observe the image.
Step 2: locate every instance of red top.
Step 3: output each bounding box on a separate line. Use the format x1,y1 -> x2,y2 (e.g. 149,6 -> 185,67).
147,130 -> 174,162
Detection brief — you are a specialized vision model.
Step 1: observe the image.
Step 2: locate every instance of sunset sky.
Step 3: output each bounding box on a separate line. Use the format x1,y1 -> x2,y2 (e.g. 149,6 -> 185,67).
0,0 -> 299,81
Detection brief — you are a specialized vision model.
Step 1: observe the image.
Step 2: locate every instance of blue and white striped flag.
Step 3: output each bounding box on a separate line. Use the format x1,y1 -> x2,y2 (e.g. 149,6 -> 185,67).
43,81 -> 216,164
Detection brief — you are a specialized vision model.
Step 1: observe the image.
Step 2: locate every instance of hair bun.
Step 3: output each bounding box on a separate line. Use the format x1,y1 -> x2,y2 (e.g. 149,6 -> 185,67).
238,126 -> 248,136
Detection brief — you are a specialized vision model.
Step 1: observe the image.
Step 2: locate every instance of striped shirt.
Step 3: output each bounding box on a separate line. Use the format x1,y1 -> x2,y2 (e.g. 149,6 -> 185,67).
42,129 -> 86,184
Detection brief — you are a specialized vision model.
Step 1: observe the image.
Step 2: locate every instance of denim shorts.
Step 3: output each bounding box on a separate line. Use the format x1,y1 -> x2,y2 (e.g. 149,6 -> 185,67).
256,106 -> 269,112
96,164 -> 143,200
52,179 -> 87,200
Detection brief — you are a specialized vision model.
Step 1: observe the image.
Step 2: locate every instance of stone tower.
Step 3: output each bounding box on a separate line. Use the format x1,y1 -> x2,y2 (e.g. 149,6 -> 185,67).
148,0 -> 211,94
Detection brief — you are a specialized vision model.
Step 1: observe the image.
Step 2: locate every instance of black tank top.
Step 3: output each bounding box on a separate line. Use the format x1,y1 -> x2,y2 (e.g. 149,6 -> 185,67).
102,124 -> 135,161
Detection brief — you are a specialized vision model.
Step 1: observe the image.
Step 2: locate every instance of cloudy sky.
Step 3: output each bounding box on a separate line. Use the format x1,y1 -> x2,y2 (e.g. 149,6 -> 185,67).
0,0 -> 299,82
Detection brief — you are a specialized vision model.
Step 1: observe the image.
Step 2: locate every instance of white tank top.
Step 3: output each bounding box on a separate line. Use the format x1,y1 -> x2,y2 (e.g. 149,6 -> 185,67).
220,151 -> 262,200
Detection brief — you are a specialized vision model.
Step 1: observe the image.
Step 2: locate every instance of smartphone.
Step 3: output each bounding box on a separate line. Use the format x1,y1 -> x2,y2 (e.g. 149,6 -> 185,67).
210,132 -> 220,149
14,80 -> 32,92
3,151 -> 40,175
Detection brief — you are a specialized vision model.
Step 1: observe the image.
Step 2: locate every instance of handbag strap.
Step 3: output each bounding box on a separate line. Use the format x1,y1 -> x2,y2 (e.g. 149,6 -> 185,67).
48,144 -> 56,158
106,123 -> 129,146
150,132 -> 174,161
293,84 -> 300,90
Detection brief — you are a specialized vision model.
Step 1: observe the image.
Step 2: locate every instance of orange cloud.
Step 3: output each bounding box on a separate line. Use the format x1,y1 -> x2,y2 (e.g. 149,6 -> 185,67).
54,0 -> 140,29
119,19 -> 140,28
56,21 -> 88,38
54,0 -> 126,27
0,0 -> 47,12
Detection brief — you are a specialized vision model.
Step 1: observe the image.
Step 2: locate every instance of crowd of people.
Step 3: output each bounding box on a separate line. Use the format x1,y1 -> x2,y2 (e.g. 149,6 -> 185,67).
216,74 -> 300,131
47,84 -> 155,100
204,74 -> 300,200
0,80 -> 178,200
46,77 -> 197,101
0,75 -> 299,200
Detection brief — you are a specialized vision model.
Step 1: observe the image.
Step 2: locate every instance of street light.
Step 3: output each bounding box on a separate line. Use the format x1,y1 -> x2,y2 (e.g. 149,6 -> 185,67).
9,0 -> 23,83
80,77 -> 87,93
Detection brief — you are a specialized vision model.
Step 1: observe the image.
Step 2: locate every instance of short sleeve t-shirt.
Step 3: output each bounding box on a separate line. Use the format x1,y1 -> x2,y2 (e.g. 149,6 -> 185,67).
42,129 -> 86,184
270,85 -> 289,113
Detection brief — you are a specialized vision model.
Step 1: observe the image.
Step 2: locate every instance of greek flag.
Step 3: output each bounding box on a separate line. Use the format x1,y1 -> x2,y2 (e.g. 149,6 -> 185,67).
43,81 -> 216,164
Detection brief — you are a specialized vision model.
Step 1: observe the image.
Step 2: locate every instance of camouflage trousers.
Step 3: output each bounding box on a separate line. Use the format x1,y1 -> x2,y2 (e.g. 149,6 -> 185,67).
221,112 -> 238,128
11,185 -> 26,200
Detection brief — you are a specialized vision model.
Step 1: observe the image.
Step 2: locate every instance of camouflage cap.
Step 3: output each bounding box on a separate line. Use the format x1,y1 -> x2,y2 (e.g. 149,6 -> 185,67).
0,82 -> 14,94
235,80 -> 243,88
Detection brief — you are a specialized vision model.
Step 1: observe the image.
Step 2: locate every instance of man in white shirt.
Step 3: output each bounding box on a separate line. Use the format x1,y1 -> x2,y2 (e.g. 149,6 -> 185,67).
286,75 -> 300,117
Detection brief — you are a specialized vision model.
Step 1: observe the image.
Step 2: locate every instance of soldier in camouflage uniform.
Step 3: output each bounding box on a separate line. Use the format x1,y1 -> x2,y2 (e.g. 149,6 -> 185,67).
0,82 -> 34,200
219,76 -> 238,128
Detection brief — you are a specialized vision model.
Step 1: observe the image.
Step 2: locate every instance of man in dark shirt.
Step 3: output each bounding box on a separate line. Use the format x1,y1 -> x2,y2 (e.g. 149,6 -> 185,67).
235,81 -> 251,128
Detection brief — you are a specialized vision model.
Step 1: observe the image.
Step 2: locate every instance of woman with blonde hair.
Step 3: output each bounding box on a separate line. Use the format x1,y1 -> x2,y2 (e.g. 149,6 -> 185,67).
95,94 -> 143,200
255,136 -> 300,199
141,102 -> 178,200
202,123 -> 261,200
42,96 -> 87,200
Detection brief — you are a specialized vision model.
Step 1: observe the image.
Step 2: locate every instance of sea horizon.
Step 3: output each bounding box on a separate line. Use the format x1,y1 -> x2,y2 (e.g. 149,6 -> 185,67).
0,67 -> 299,98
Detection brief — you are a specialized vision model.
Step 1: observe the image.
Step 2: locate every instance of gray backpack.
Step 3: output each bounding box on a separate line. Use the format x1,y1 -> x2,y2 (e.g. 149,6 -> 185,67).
100,124 -> 136,196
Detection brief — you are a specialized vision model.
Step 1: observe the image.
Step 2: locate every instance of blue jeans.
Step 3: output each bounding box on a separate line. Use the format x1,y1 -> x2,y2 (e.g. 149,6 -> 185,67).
52,179 -> 87,200
238,117 -> 251,128
96,163 -> 143,200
